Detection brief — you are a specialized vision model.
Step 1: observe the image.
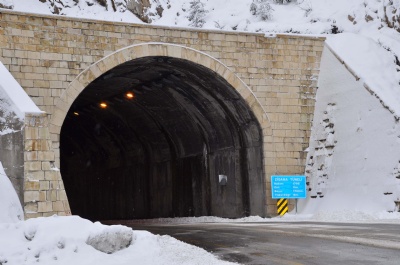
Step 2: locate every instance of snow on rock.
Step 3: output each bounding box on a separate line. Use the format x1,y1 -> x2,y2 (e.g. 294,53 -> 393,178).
0,61 -> 42,119
86,224 -> 134,254
0,0 -> 13,9
0,162 -> 23,223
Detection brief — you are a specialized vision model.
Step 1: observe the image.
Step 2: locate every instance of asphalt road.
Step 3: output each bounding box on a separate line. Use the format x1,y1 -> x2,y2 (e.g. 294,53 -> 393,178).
109,221 -> 400,265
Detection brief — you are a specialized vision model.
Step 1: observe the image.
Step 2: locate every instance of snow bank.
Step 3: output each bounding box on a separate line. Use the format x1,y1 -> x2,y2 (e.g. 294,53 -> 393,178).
123,215 -> 268,225
0,61 -> 42,119
0,215 -> 236,265
278,210 -> 400,224
117,211 -> 400,225
0,162 -> 23,223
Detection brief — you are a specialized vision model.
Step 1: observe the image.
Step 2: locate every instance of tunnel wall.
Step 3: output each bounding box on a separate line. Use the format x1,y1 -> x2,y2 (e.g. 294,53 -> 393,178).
59,56 -> 265,220
0,10 -> 325,217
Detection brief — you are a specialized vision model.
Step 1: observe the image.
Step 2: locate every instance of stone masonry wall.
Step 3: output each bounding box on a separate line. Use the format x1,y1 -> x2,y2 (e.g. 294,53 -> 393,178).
0,10 -> 324,216
23,113 -> 70,218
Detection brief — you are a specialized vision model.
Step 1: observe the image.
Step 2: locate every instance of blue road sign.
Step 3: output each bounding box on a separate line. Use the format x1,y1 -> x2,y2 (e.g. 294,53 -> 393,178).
271,175 -> 307,199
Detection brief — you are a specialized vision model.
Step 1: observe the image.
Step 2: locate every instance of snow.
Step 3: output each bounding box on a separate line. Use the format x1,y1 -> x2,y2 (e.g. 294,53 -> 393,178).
11,0 -> 143,23
326,33 -> 400,116
0,128 -> 18,136
0,216 -> 238,265
0,162 -> 23,223
0,61 -> 42,119
117,210 -> 400,225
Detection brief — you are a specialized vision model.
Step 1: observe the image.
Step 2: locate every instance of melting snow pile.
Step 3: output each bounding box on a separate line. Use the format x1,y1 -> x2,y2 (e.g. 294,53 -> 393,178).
0,218 -> 236,265
0,167 -> 235,265
0,215 -> 236,265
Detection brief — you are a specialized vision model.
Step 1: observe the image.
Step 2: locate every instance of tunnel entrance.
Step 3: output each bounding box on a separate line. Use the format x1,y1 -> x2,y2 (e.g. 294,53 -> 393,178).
60,56 -> 265,221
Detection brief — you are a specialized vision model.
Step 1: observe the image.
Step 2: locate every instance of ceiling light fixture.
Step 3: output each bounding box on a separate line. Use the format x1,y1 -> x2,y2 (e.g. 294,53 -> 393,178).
99,102 -> 108,109
126,92 -> 135,99
73,112 -> 79,116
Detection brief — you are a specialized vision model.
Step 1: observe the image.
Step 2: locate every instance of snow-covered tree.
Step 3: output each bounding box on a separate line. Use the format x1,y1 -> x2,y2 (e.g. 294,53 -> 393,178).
250,0 -> 273,21
187,0 -> 208,28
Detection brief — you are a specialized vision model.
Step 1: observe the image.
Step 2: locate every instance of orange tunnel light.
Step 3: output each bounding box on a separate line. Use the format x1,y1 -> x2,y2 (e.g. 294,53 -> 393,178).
126,92 -> 135,99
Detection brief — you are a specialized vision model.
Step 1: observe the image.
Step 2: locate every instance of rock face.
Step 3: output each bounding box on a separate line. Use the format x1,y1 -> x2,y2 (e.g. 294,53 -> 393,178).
32,0 -> 153,17
0,0 -> 14,9
86,226 -> 134,254
127,0 -> 163,23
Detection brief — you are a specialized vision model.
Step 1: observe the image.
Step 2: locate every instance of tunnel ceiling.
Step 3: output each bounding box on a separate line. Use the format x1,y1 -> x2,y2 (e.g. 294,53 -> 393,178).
61,56 -> 265,221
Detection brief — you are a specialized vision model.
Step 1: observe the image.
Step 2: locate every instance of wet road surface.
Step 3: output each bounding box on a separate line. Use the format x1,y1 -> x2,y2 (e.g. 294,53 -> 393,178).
107,221 -> 400,265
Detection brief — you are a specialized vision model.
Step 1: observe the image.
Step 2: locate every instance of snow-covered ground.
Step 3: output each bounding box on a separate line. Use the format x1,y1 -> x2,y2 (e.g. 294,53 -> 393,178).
0,165 -> 236,265
116,210 -> 400,225
0,216 -> 238,265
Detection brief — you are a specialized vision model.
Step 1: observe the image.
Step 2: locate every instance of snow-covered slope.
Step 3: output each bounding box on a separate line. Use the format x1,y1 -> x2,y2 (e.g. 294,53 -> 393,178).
0,162 -> 23,223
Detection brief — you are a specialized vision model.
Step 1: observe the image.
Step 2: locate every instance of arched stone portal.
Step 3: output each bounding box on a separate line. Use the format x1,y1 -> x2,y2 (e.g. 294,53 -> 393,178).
52,44 -> 272,220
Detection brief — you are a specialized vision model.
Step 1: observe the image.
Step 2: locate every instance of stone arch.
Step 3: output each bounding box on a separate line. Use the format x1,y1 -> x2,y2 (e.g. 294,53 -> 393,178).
51,43 -> 273,219
51,43 -> 271,142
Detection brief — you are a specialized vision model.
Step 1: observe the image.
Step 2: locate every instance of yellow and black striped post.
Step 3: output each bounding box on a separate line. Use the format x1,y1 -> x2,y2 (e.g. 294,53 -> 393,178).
277,198 -> 288,216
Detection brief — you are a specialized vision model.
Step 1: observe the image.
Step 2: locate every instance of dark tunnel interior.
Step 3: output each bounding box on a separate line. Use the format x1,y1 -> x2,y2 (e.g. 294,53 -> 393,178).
60,56 -> 265,221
